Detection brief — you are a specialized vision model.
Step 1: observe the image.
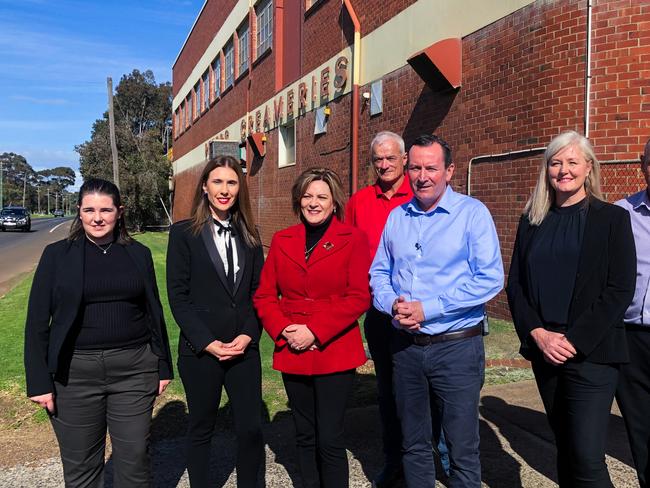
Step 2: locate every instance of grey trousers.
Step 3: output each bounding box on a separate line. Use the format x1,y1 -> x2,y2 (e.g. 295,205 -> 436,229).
51,343 -> 159,488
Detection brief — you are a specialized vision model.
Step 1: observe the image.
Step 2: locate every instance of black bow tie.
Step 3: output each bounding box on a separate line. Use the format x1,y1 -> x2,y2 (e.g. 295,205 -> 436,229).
213,219 -> 236,236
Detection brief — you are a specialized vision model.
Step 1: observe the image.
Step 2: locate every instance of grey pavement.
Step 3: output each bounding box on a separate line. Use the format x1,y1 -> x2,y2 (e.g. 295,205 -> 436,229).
0,380 -> 639,487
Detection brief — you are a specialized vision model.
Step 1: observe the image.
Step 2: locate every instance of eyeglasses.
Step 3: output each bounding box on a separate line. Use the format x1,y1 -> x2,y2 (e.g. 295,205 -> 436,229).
372,156 -> 401,164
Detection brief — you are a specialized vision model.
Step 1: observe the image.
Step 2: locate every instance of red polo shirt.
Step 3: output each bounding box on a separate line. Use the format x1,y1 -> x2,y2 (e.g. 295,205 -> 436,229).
345,176 -> 413,259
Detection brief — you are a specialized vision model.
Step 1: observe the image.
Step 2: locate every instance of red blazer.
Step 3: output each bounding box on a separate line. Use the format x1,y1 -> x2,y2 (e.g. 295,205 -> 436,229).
254,217 -> 371,375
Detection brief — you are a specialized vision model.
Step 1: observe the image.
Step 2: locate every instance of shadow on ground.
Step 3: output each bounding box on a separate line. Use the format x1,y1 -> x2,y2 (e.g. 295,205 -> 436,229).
99,378 -> 635,487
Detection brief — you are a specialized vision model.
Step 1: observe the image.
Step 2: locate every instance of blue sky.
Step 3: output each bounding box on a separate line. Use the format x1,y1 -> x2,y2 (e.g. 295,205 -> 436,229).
0,0 -> 204,182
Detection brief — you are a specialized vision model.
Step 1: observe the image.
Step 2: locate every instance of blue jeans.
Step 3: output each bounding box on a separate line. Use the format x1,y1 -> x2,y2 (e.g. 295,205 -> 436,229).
393,332 -> 484,487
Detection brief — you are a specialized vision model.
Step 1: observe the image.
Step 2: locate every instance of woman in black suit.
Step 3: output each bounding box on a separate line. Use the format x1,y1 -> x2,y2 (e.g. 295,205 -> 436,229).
166,155 -> 264,487
25,178 -> 173,487
507,130 -> 636,487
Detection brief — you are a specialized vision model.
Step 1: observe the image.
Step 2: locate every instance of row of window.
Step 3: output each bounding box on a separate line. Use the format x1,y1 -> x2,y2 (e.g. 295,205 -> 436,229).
174,0 -> 273,139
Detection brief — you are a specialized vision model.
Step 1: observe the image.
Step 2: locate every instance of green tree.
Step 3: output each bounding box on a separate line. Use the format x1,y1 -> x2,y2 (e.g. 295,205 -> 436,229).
76,69 -> 172,230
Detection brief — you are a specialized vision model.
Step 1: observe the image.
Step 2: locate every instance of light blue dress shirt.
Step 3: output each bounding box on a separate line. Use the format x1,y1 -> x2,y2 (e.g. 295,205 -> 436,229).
370,186 -> 504,335
616,189 -> 650,326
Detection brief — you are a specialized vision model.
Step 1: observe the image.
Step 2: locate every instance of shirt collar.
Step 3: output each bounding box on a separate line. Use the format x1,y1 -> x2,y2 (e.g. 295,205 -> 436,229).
406,185 -> 454,215
631,188 -> 650,211
373,174 -> 411,199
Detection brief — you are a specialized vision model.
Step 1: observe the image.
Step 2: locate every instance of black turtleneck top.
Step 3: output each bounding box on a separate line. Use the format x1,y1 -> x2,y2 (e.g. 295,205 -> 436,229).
304,214 -> 333,261
526,198 -> 589,327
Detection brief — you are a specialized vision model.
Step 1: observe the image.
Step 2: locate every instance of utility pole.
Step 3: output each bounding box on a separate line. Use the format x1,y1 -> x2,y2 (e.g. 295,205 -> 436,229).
37,186 -> 41,214
47,187 -> 50,214
22,171 -> 27,208
107,77 -> 120,189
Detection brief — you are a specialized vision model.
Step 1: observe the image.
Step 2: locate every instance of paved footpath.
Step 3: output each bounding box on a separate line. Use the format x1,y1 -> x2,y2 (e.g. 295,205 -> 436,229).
0,380 -> 638,487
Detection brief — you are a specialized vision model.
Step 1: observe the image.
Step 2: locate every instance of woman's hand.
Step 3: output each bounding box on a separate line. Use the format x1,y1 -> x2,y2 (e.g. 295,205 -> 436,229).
158,380 -> 172,396
530,328 -> 577,365
204,340 -> 245,361
29,393 -> 55,414
222,335 -> 252,353
283,324 -> 316,351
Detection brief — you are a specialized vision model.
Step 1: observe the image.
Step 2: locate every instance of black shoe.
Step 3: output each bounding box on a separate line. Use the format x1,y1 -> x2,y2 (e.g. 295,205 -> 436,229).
372,465 -> 404,488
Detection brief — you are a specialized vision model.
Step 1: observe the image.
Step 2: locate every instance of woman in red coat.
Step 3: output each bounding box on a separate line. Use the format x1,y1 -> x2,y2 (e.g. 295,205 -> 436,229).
254,167 -> 371,488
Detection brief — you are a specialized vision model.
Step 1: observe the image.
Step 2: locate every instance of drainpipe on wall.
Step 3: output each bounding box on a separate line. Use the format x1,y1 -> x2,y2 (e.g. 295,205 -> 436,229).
466,147 -> 547,196
584,0 -> 593,137
342,0 -> 361,193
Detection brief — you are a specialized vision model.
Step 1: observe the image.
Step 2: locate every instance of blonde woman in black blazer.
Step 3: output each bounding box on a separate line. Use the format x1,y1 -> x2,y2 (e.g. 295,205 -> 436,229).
25,178 -> 173,487
166,155 -> 264,487
507,131 -> 636,487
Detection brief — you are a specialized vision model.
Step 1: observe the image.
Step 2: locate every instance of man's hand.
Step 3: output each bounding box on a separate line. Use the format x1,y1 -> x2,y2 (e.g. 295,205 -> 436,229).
204,339 -> 245,361
283,324 -> 316,351
29,393 -> 55,414
392,296 -> 425,330
530,328 -> 576,365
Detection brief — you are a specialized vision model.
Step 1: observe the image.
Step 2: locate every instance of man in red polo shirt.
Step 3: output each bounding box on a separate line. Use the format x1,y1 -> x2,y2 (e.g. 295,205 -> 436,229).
346,131 -> 412,487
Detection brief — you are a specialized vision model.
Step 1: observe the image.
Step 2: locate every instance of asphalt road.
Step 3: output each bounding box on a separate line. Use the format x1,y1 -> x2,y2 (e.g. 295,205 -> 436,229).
0,217 -> 73,295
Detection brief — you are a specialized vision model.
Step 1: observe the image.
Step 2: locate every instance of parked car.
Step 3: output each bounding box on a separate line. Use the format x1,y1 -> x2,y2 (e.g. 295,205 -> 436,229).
53,209 -> 64,217
0,207 -> 31,232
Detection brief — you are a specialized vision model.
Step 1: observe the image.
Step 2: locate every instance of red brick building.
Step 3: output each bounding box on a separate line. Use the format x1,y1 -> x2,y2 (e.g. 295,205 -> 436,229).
171,0 -> 649,320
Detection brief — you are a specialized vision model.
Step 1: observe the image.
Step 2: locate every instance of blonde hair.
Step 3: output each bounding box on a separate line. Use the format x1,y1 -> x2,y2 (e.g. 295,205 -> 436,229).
291,167 -> 346,222
189,155 -> 261,248
524,130 -> 602,225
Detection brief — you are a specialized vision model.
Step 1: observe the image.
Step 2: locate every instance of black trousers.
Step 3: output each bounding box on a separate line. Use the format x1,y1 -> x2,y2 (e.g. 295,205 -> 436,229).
282,370 -> 355,488
178,347 -> 263,488
616,326 -> 650,488
51,343 -> 159,488
532,358 -> 619,488
364,306 -> 402,468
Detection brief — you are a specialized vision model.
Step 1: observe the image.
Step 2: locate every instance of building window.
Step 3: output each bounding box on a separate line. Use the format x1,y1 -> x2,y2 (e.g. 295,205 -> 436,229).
213,56 -> 221,98
194,82 -> 201,119
202,70 -> 209,110
174,109 -> 180,137
256,0 -> 273,57
224,40 -> 234,89
185,95 -> 191,127
238,21 -> 249,75
279,119 -> 296,167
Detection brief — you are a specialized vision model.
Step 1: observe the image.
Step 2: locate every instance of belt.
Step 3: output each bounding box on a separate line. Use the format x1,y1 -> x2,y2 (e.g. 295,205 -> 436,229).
400,323 -> 482,346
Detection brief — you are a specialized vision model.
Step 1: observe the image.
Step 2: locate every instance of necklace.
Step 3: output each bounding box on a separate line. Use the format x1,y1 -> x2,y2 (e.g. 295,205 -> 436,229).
86,236 -> 114,255
305,240 -> 320,260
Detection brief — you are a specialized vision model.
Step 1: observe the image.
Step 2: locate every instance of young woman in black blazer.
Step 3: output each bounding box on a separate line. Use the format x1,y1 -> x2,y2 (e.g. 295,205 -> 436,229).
507,131 -> 636,487
167,155 -> 264,487
24,178 -> 173,487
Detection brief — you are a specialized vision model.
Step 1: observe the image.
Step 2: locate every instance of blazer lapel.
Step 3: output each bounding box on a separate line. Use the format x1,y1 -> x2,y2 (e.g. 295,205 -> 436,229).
233,233 -> 246,295
278,225 -> 308,271
200,223 -> 231,293
307,218 -> 351,267
61,239 -> 85,323
573,199 -> 605,298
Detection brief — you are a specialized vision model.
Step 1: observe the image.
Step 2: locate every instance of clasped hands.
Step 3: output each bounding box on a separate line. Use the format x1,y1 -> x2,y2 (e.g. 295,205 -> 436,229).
392,296 -> 425,331
204,334 -> 252,361
530,328 -> 577,365
282,324 -> 318,352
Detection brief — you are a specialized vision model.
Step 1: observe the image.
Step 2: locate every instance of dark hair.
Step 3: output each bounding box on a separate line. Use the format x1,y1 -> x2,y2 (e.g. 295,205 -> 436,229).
189,155 -> 261,248
68,178 -> 133,244
291,167 -> 346,222
409,134 -> 453,168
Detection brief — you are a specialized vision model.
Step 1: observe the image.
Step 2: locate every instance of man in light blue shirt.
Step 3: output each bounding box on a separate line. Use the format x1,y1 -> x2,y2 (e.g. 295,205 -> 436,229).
370,134 -> 503,487
615,139 -> 650,488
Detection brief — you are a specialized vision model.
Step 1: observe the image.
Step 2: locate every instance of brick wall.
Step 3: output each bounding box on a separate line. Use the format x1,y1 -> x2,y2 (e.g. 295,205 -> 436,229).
173,0 -> 649,321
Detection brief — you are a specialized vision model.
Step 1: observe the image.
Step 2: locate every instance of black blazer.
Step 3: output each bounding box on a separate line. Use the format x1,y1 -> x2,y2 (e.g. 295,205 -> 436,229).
166,220 -> 264,357
506,198 -> 637,364
24,238 -> 173,397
